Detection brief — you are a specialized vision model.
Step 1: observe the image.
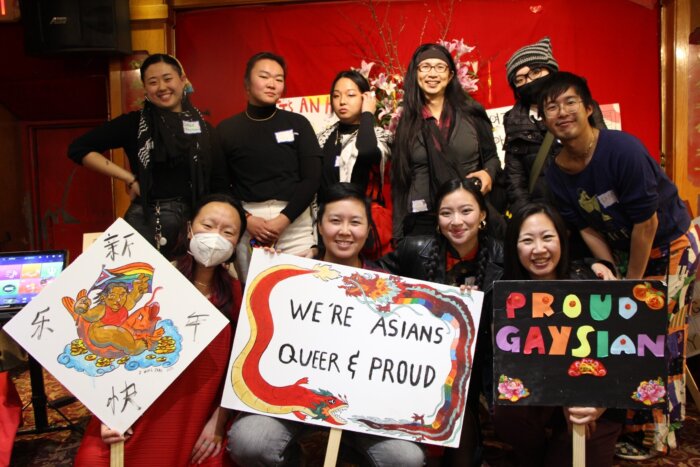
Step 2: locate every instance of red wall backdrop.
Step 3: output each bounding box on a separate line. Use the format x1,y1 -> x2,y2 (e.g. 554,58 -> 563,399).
175,0 -> 660,158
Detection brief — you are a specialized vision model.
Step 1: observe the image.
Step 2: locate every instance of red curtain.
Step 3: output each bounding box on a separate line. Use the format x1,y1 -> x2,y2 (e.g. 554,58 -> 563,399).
176,0 -> 660,159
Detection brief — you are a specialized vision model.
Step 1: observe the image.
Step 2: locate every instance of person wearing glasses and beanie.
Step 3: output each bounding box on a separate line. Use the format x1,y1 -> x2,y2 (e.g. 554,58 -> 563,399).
392,43 -> 504,243
540,71 -> 699,460
503,37 -> 606,216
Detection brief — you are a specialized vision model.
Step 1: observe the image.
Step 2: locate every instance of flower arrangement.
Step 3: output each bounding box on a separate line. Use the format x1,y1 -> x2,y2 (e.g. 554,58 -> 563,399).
355,38 -> 480,134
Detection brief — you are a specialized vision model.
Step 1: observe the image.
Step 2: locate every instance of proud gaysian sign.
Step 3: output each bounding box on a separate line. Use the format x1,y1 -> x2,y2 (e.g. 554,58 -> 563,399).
493,280 -> 668,409
222,250 -> 484,447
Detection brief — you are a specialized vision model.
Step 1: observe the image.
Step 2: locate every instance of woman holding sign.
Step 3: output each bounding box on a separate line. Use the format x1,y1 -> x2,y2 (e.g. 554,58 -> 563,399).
68,54 -> 229,259
493,203 -> 621,467
377,178 -> 503,465
228,183 -> 425,467
75,193 -> 246,466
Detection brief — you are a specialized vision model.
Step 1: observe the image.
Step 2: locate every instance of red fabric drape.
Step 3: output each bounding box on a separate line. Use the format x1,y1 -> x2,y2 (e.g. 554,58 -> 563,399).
176,0 -> 660,159
0,372 -> 22,466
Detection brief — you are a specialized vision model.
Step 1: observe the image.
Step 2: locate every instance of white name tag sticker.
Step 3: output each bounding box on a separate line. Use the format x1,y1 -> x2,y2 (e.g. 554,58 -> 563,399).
183,120 -> 201,134
275,129 -> 295,143
334,156 -> 341,167
597,190 -> 619,208
411,199 -> 429,213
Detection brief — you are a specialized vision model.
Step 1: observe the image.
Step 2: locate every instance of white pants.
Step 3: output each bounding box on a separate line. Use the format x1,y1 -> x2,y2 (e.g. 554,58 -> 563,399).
235,200 -> 315,283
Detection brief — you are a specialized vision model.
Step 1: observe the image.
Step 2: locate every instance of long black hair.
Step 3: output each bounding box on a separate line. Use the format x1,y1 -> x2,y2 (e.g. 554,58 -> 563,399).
504,203 -> 570,280
392,43 -> 492,213
424,178 -> 490,287
317,182 -> 380,260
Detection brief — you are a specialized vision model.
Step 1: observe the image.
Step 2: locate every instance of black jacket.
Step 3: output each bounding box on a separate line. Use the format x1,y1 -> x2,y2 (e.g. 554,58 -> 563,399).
377,234 -> 504,291
503,101 -> 607,215
393,106 -> 502,241
377,234 -> 504,406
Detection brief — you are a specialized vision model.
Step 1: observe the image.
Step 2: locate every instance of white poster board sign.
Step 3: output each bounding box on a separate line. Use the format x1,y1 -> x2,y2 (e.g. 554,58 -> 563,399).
4,218 -> 228,433
278,94 -> 335,134
222,250 -> 484,447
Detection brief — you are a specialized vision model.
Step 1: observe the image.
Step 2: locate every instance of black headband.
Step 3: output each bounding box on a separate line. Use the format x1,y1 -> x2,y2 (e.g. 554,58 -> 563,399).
416,48 -> 451,66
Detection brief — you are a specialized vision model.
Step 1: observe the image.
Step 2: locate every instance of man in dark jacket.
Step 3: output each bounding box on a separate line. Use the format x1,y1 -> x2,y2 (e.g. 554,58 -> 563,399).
503,37 -> 606,215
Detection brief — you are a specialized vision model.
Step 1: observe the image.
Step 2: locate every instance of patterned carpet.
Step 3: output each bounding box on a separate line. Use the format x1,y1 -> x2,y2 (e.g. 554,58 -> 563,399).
8,366 -> 700,466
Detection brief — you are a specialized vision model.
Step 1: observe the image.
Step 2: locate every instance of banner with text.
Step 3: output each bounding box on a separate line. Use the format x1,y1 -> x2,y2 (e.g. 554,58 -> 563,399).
493,280 -> 667,409
222,250 -> 484,447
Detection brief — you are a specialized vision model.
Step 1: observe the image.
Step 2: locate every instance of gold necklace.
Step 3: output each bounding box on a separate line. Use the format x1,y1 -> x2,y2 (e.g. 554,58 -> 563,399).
245,109 -> 277,122
567,130 -> 597,161
583,131 -> 596,158
193,280 -> 211,289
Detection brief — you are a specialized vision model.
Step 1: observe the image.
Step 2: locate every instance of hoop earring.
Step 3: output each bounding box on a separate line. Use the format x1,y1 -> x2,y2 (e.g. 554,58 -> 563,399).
479,220 -> 487,230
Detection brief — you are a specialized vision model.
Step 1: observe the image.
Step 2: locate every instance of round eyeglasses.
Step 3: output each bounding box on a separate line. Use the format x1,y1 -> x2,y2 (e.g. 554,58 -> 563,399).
543,98 -> 582,118
417,62 -> 449,74
513,67 -> 546,87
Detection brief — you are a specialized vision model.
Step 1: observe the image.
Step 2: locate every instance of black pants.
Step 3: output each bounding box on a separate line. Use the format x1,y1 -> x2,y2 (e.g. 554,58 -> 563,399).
123,198 -> 191,260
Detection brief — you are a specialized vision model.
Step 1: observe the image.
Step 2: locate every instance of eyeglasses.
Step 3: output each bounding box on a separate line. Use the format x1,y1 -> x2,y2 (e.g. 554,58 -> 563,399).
513,67 -> 545,86
543,98 -> 582,118
417,62 -> 449,74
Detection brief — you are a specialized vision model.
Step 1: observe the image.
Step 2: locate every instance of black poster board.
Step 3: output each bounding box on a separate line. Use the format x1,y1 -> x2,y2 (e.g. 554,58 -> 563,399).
493,280 -> 668,409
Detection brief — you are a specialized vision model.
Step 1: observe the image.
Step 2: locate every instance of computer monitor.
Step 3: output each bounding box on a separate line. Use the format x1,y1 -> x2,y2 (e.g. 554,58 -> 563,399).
0,250 -> 68,317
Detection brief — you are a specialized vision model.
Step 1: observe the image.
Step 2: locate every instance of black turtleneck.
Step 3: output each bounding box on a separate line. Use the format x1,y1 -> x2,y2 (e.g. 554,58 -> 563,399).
320,111 -> 381,196
217,103 -> 322,221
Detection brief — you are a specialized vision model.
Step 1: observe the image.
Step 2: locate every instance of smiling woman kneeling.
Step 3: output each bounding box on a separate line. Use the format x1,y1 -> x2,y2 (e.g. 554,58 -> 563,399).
227,183 -> 424,467
492,203 -> 622,467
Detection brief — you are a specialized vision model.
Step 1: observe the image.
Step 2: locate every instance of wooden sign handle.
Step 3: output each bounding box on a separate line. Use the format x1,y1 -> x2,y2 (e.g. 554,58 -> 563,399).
572,424 -> 585,467
110,441 -> 124,467
323,428 -> 343,467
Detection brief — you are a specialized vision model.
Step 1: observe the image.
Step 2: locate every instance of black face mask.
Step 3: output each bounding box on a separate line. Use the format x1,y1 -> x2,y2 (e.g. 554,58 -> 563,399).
516,74 -> 552,107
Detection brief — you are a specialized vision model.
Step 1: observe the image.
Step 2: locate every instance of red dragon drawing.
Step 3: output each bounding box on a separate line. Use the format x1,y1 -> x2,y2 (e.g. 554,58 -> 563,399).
231,263 -> 476,444
232,264 -> 348,425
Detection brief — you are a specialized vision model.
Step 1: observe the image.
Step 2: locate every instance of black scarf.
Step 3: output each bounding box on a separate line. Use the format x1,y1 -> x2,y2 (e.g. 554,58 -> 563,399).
135,98 -> 209,209
422,107 -> 463,206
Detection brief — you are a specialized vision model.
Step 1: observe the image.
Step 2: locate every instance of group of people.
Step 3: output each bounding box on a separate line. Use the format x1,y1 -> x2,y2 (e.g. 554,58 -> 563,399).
64,36 -> 698,467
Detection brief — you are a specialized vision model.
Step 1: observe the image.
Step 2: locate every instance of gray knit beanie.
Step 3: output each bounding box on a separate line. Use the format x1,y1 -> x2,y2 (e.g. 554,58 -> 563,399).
505,37 -> 559,86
